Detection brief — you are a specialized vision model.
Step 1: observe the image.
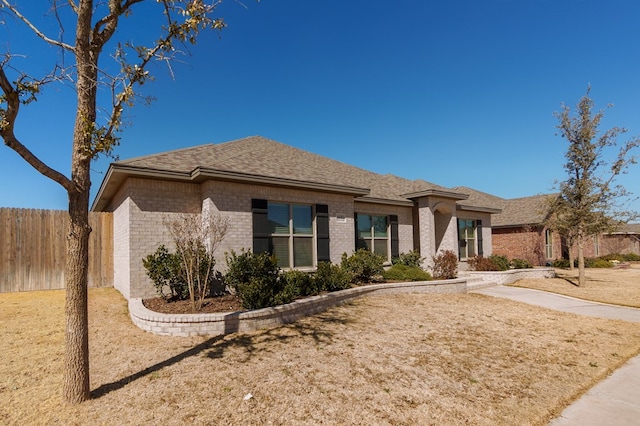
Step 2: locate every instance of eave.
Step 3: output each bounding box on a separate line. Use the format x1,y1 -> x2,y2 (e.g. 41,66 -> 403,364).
401,189 -> 469,201
456,204 -> 502,214
91,164 -> 371,211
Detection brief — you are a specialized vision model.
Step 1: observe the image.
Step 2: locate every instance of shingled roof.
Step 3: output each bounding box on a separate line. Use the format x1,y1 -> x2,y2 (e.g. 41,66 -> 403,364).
454,187 -> 555,227
92,136 -> 496,212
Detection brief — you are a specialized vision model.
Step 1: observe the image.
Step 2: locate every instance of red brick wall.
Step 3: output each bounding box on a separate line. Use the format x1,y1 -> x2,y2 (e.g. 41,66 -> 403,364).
492,225 -> 563,266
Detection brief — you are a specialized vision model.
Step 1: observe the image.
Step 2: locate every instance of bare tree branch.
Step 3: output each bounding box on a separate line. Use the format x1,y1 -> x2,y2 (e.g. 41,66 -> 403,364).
0,0 -> 75,51
0,66 -> 74,191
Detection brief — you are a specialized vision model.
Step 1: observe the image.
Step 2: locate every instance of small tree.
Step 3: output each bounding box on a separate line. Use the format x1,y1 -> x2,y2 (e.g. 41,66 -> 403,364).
549,87 -> 639,286
164,213 -> 229,311
0,0 -> 231,403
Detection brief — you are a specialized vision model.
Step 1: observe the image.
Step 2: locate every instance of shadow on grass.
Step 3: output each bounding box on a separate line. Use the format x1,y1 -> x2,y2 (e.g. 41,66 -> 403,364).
554,271 -> 580,287
91,302 -> 356,400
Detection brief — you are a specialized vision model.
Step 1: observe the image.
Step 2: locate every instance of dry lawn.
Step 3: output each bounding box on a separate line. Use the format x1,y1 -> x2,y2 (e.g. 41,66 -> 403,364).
2,287 -> 640,425
510,264 -> 640,308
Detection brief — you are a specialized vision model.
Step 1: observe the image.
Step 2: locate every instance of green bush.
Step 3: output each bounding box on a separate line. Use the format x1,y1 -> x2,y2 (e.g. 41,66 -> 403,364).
432,250 -> 458,280
313,261 -> 352,292
552,257 -> 616,268
142,245 -> 188,300
392,250 -> 425,268
224,249 -> 279,293
601,253 -> 626,262
383,264 -> 432,281
233,275 -> 294,310
281,269 -> 312,297
510,258 -> 533,269
489,255 -> 510,271
552,258 -> 571,268
603,253 -> 640,262
225,250 -> 289,309
340,249 -> 385,283
623,253 -> 640,262
585,258 -> 614,268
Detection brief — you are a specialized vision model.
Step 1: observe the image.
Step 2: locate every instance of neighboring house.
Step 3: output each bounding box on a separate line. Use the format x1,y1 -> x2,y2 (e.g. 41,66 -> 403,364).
92,136 -> 500,299
460,188 -> 640,266
602,223 -> 640,256
489,193 -> 562,266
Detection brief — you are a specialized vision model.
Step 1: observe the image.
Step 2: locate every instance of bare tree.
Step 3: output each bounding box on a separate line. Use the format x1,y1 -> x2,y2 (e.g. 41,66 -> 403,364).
164,213 -> 229,311
549,87 -> 639,286
0,0 -> 230,403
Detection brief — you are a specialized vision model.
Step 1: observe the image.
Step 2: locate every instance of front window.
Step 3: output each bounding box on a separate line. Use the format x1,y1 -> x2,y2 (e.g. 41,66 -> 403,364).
356,213 -> 389,260
265,203 -> 314,268
458,219 -> 476,259
545,229 -> 553,259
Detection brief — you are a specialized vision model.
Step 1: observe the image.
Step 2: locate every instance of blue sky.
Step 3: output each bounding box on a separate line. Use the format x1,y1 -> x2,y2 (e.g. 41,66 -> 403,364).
1,0 -> 640,215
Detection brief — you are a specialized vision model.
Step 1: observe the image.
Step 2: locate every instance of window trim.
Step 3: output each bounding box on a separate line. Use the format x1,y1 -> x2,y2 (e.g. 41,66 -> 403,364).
252,199 -> 329,269
458,219 -> 478,260
355,212 -> 393,262
545,229 -> 553,259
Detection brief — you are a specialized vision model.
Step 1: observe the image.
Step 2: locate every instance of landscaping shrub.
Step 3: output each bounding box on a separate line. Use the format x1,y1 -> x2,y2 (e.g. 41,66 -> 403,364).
467,256 -> 500,271
340,249 -> 385,283
313,261 -> 352,292
601,253 -> 626,262
552,257 -> 615,268
603,253 -> 640,262
585,258 -> 614,268
552,258 -> 571,268
489,255 -> 510,271
225,250 -> 294,309
383,264 -> 432,281
224,249 -> 280,292
142,245 -> 188,300
623,253 -> 640,262
281,269 -> 312,297
392,250 -> 425,268
432,250 -> 458,280
233,275 -> 295,310
510,258 -> 533,269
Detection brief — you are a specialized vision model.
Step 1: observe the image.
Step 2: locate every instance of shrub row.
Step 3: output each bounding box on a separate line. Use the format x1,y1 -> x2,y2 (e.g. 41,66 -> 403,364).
144,246 -> 461,311
467,255 -> 533,272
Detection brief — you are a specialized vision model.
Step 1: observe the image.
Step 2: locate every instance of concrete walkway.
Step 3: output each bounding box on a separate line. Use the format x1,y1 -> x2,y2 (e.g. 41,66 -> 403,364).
472,286 -> 640,426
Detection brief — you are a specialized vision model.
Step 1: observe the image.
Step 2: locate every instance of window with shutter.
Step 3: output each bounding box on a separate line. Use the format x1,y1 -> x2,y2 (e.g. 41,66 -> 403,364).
355,213 -> 392,261
252,199 -> 320,268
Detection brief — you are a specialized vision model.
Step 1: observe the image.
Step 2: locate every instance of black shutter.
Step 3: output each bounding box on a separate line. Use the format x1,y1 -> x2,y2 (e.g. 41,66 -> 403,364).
477,219 -> 483,256
252,199 -> 270,254
354,212 -> 360,250
456,218 -> 462,260
316,204 -> 330,263
390,215 -> 399,259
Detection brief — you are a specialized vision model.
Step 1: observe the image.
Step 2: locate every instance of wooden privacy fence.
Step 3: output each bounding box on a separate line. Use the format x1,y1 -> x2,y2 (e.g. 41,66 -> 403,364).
0,208 -> 113,293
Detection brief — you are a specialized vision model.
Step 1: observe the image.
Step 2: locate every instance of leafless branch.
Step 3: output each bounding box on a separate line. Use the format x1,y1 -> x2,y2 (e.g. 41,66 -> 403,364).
0,0 -> 75,51
0,65 -> 74,191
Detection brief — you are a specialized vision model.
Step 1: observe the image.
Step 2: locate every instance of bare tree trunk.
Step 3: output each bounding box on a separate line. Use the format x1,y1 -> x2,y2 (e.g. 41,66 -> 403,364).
63,187 -> 91,403
568,240 -> 575,271
62,1 -> 95,402
577,238 -> 586,287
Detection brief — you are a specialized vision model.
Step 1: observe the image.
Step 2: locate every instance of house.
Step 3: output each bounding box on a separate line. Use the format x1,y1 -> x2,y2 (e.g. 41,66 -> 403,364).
92,136 -> 501,300
457,188 -> 640,265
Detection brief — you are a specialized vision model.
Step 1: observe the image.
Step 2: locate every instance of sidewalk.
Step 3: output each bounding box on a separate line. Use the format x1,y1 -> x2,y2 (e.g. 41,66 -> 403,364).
472,286 -> 640,426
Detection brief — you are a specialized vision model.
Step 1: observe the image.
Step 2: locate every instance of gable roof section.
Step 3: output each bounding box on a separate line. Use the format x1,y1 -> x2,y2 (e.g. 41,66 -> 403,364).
92,136 -> 489,211
493,194 -> 553,227
610,223 -> 640,235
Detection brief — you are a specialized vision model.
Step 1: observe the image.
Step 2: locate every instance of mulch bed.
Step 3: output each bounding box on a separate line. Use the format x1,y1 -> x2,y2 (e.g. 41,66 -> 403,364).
143,293 -> 244,314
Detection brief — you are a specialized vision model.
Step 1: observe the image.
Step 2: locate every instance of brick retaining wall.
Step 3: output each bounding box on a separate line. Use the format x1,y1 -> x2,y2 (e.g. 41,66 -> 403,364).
465,267 -> 555,285
129,279 -> 468,337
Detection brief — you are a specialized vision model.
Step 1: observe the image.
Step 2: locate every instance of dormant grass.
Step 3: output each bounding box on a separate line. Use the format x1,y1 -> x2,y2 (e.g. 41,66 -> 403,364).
2,280 -> 640,425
